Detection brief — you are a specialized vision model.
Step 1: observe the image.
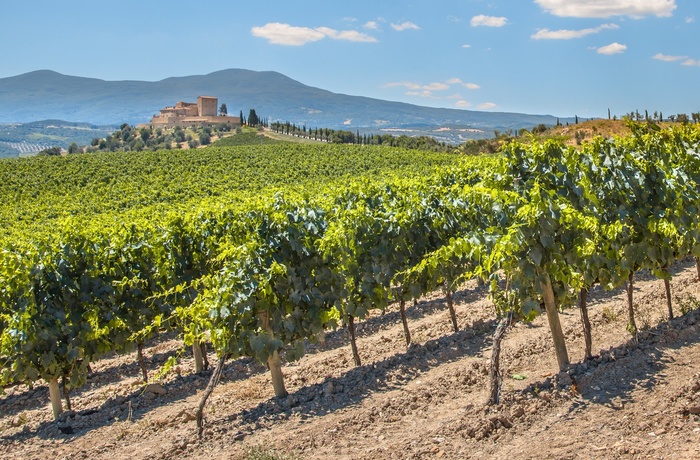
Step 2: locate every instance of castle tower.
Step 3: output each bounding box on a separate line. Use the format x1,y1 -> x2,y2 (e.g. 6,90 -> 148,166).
197,96 -> 218,117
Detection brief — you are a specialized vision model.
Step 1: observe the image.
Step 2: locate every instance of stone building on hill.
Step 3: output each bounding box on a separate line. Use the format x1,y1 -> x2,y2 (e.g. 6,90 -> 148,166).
150,96 -> 240,127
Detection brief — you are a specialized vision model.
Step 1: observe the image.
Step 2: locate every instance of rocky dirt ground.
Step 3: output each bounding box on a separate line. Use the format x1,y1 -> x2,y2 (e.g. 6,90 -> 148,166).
2,258 -> 700,460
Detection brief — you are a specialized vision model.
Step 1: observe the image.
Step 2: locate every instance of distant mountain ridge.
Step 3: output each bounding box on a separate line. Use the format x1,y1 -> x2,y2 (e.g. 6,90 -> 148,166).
0,69 -> 569,131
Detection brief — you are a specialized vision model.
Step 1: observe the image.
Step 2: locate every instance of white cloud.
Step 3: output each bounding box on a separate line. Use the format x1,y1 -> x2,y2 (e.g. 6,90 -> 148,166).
534,0 -> 676,18
251,23 -> 324,46
471,15 -> 508,27
682,59 -> 700,67
455,100 -> 471,108
364,21 -> 379,30
478,102 -> 498,109
462,44 -> 472,48
653,53 -> 688,62
686,16 -> 696,23
531,23 -> 618,40
251,22 -> 377,46
385,81 -> 420,90
385,79 -> 461,92
385,79 -> 480,102
315,27 -> 378,42
423,82 -> 450,91
406,90 -> 435,98
391,22 -> 421,31
597,42 -> 627,55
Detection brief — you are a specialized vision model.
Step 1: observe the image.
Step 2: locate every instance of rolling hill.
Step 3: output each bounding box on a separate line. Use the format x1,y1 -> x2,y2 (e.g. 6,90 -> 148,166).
0,69 -> 570,132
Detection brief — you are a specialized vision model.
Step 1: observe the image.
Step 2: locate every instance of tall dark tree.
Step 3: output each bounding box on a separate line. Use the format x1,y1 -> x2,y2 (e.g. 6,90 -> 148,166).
219,103 -> 228,116
248,109 -> 260,127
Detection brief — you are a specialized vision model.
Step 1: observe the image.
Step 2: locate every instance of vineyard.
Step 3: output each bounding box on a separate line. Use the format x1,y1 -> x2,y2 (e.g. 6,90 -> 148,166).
2,125 -> 700,459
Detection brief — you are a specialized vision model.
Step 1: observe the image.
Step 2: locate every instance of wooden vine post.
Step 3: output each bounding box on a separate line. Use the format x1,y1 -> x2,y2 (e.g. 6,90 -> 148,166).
444,282 -> 459,333
539,271 -> 569,371
193,341 -> 204,374
261,311 -> 287,398
48,378 -> 63,420
664,277 -> 673,319
347,314 -> 362,366
268,350 -> 287,398
399,297 -> 411,346
626,273 -> 637,335
662,266 -> 673,320
578,288 -> 593,360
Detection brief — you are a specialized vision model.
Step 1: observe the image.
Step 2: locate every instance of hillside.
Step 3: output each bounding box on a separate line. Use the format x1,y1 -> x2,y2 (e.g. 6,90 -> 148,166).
549,119 -> 633,146
0,69 -> 571,131
0,120 -> 116,157
453,119 -> 641,156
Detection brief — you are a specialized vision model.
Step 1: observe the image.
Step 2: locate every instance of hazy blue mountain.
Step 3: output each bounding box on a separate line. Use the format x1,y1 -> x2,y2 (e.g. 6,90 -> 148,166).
0,69 -> 568,131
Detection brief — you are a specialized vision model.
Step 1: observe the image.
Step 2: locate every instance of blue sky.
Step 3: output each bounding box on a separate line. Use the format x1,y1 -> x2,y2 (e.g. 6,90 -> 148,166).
1,0 -> 698,118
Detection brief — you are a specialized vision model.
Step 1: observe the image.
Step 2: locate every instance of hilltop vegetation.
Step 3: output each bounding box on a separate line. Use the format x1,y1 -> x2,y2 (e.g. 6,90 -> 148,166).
454,118 -> 684,155
11,111 -> 698,159
0,120 -> 115,157
78,123 -> 235,153
47,122 -> 456,155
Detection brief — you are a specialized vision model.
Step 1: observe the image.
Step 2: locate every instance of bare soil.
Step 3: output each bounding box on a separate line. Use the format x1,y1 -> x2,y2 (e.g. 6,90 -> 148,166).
2,258 -> 700,460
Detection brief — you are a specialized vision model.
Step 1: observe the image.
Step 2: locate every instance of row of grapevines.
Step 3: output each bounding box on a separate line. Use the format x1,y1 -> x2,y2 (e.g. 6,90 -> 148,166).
0,144 -> 460,241
4,124 -> 700,420
483,123 -> 700,384
0,146 -> 485,417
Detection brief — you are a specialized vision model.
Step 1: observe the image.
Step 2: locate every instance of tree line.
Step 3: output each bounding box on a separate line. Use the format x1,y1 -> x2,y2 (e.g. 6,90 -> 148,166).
269,121 -> 452,151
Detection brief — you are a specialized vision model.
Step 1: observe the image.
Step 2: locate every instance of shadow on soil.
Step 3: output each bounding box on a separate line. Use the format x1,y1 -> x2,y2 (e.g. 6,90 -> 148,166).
2,259 -> 698,445
0,332 -> 186,417
0,281 -> 495,444
308,280 -> 491,355
521,306 -> 700,417
216,317 -> 498,437
0,349 -> 268,442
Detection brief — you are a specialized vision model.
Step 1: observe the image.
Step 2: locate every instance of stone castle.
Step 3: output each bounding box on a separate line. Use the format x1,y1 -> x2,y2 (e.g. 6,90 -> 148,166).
150,96 -> 241,127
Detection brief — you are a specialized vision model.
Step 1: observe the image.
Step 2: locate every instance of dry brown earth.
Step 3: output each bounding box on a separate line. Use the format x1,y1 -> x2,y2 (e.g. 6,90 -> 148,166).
2,258 -> 700,460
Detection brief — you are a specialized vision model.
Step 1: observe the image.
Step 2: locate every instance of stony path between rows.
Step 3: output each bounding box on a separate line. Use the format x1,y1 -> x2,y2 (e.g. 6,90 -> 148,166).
2,260 -> 700,460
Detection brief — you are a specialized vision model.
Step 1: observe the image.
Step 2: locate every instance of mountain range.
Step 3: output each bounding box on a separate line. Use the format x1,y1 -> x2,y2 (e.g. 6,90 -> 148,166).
0,69 -> 570,136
